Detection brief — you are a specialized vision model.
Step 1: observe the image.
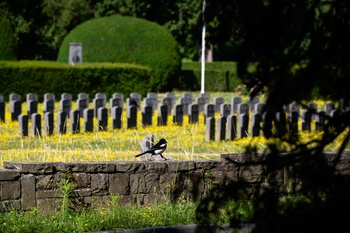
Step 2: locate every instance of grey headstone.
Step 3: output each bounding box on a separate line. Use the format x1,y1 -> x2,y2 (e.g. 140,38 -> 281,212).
165,92 -> 176,107
188,104 -> 199,124
10,93 -> 21,102
302,110 -> 312,132
238,114 -> 249,138
31,113 -> 41,137
183,92 -> 193,104
130,92 -> 141,107
0,94 -> 4,122
127,105 -> 137,129
112,106 -> 123,129
161,97 -> 173,115
27,100 -> 38,117
324,103 -> 335,116
254,103 -> 265,114
44,112 -> 54,136
158,105 -> 168,126
142,105 -> 153,126
76,98 -> 89,118
83,109 -> 94,132
204,103 -> 215,124
143,97 -> 156,114
173,104 -> 183,126
78,93 -> 89,101
179,97 -> 190,115
98,107 -> 108,131
275,111 -> 287,137
288,111 -> 299,134
214,97 -> 224,112
237,103 -> 249,115
44,93 -> 55,102
93,98 -> 105,117
220,104 -> 231,117
249,97 -> 260,111
226,115 -> 237,140
200,92 -> 210,104
110,97 -> 124,110
44,99 -> 55,114
10,100 -> 21,121
57,111 -> 67,134
18,115 -> 28,137
316,111 -> 326,131
196,96 -> 207,112
70,110 -> 80,134
205,117 -> 215,142
250,113 -> 262,137
215,116 -> 227,141
231,96 -> 242,114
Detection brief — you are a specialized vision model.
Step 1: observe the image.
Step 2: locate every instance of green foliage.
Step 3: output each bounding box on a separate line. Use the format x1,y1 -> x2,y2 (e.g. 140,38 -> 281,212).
57,16 -> 181,92
0,61 -> 152,99
0,17 -> 17,60
180,62 -> 243,92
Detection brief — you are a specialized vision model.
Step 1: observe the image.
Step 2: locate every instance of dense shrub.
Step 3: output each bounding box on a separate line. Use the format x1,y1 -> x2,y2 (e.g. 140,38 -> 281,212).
0,61 -> 152,101
0,17 -> 17,61
57,16 -> 181,92
180,62 -> 243,92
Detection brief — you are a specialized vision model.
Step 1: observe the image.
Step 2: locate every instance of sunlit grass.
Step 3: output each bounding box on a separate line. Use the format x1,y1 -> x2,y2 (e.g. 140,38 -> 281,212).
0,96 -> 346,168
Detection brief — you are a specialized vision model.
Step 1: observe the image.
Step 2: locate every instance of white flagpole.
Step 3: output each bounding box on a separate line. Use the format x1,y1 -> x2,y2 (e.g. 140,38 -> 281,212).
201,0 -> 206,94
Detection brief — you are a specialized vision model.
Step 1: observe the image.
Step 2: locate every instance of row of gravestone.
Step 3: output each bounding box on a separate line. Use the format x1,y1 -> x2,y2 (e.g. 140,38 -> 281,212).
0,92 -> 342,139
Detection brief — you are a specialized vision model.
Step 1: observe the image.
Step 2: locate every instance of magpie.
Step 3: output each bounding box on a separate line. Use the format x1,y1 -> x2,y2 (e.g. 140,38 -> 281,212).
135,138 -> 168,160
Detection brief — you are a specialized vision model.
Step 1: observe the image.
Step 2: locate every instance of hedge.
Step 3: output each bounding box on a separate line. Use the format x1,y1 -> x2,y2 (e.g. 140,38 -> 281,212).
57,16 -> 181,92
179,62 -> 243,92
0,61 -> 152,101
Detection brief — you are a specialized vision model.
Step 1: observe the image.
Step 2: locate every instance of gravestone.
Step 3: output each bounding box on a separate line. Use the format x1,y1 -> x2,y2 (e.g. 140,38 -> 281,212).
173,104 -> 183,126
110,97 -> 124,112
143,97 -> 156,114
60,93 -> 72,118
93,93 -> 106,117
57,111 -> 67,134
288,111 -> 299,134
111,106 -> 123,129
139,134 -> 154,161
161,97 -> 173,115
275,111 -> 287,137
142,105 -> 153,127
316,111 -> 326,131
147,92 -> 158,110
205,117 -> 215,142
27,100 -> 38,118
250,113 -> 262,137
31,113 -> 41,137
129,92 -> 141,108
226,115 -> 237,140
179,97 -> 191,115
237,103 -> 249,115
238,114 -> 249,138
98,107 -> 108,131
214,97 -> 224,112
83,109 -> 94,132
188,104 -> 199,124
254,103 -> 265,115
18,115 -> 28,137
165,92 -> 176,109
231,96 -> 242,114
204,104 -> 215,124
78,93 -> 89,100
76,98 -> 89,118
324,103 -> 335,116
157,105 -> 168,126
249,97 -> 260,111
262,112 -> 273,138
289,103 -> 300,116
0,94 -> 4,122
26,93 -> 38,117
69,42 -> 82,64
112,93 -> 124,102
44,112 -> 54,136
200,92 -> 210,105
196,96 -> 207,112
215,116 -> 227,141
10,93 -> 21,121
220,104 -> 231,117
43,94 -> 55,114
302,110 -> 312,132
127,105 -> 137,129
70,110 -> 80,134
308,102 -> 318,120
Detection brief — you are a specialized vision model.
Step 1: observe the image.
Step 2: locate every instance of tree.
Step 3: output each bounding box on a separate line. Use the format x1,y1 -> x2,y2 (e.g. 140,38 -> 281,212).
197,1 -> 350,232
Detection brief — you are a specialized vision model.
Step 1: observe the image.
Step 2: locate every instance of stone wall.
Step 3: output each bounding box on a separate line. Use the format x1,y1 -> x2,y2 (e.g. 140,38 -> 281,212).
1,153 -> 349,213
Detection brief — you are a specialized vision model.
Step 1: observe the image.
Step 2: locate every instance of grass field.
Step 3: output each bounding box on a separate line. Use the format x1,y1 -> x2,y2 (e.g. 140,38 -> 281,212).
0,92 -> 345,168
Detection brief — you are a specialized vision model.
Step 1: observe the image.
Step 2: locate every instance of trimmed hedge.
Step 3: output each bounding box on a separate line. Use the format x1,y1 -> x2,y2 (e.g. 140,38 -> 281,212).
0,61 -> 152,101
0,17 -> 17,61
57,16 -> 181,92
180,62 -> 243,92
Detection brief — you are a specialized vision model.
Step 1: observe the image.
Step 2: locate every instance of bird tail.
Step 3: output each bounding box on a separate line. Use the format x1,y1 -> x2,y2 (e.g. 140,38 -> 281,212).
135,151 -> 147,158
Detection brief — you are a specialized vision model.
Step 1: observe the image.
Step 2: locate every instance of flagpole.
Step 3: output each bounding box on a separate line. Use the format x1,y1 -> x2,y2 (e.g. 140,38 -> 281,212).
200,0 -> 206,94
